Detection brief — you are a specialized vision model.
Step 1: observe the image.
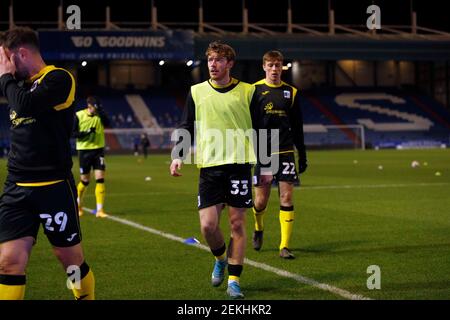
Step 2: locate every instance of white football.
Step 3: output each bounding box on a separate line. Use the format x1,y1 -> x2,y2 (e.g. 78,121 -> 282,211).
411,160 -> 420,168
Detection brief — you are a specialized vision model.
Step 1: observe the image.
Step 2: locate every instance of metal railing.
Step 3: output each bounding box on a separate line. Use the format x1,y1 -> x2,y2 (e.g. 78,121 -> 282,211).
2,2 -> 450,39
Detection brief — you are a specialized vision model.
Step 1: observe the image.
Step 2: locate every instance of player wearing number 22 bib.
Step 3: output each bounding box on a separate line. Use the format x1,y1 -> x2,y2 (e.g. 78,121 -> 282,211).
251,50 -> 308,260
0,27 -> 94,300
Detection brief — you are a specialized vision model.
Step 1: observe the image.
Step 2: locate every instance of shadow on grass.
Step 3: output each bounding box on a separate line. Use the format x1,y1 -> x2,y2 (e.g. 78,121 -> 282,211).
299,242 -> 450,255
256,240 -> 367,255
254,241 -> 450,256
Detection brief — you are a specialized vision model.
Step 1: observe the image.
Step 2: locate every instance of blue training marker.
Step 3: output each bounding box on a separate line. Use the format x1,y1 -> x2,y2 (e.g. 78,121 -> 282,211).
184,237 -> 200,245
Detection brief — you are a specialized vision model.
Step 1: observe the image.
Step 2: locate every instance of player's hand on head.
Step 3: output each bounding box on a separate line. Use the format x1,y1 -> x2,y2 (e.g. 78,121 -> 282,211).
0,47 -> 16,77
170,159 -> 183,177
89,127 -> 96,133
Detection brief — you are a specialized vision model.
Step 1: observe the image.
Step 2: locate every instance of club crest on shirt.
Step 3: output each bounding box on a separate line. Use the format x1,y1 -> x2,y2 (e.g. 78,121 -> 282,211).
283,90 -> 290,99
10,110 -> 17,120
264,102 -> 274,111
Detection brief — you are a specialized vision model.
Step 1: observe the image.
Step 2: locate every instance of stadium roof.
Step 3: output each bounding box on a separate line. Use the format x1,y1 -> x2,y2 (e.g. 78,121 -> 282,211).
1,0 -> 449,61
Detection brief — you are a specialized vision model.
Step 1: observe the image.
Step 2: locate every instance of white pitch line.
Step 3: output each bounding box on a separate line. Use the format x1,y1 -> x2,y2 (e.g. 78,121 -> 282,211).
85,208 -> 371,300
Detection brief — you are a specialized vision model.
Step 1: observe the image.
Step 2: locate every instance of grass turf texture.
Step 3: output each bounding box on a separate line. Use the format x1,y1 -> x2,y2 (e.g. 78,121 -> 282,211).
0,149 -> 449,300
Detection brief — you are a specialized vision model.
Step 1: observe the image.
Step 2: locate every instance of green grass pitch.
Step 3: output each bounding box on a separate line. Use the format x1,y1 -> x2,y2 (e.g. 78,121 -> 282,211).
1,149 -> 449,300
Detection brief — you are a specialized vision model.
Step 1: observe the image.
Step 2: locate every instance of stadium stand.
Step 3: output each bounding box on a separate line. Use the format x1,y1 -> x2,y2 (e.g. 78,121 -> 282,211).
301,88 -> 450,149
1,88 -> 449,152
140,89 -> 182,128
70,89 -> 183,152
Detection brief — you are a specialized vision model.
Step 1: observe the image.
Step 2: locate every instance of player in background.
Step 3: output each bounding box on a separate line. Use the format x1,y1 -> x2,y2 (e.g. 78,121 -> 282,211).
73,96 -> 110,218
140,133 -> 151,158
0,27 -> 95,300
252,50 -> 307,259
170,41 -> 257,299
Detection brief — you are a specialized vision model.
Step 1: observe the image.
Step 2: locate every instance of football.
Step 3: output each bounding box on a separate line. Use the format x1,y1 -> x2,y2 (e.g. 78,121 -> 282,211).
411,160 -> 420,168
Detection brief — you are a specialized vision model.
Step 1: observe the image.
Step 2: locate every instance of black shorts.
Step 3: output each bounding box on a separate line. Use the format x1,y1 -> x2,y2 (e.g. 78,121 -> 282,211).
78,148 -> 105,174
198,164 -> 253,210
0,176 -> 82,247
253,152 -> 299,187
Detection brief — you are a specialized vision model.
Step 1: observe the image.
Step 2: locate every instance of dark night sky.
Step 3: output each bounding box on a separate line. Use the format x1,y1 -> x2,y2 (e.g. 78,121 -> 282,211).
0,0 -> 449,32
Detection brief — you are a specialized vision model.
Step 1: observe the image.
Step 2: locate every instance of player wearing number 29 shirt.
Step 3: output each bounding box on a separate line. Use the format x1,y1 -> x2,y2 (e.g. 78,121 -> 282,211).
0,27 -> 94,300
170,41 -> 258,299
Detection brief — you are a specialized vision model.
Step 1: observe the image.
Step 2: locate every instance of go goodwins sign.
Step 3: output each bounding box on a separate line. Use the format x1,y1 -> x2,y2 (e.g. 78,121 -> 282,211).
39,30 -> 194,60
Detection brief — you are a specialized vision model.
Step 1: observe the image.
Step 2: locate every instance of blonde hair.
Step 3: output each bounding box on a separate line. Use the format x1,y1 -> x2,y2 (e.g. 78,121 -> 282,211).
263,50 -> 284,64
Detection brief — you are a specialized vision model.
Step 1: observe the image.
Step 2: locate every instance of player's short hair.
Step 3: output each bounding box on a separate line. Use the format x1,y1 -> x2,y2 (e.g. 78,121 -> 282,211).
3,27 -> 40,51
87,96 -> 100,108
205,41 -> 236,62
263,50 -> 284,64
